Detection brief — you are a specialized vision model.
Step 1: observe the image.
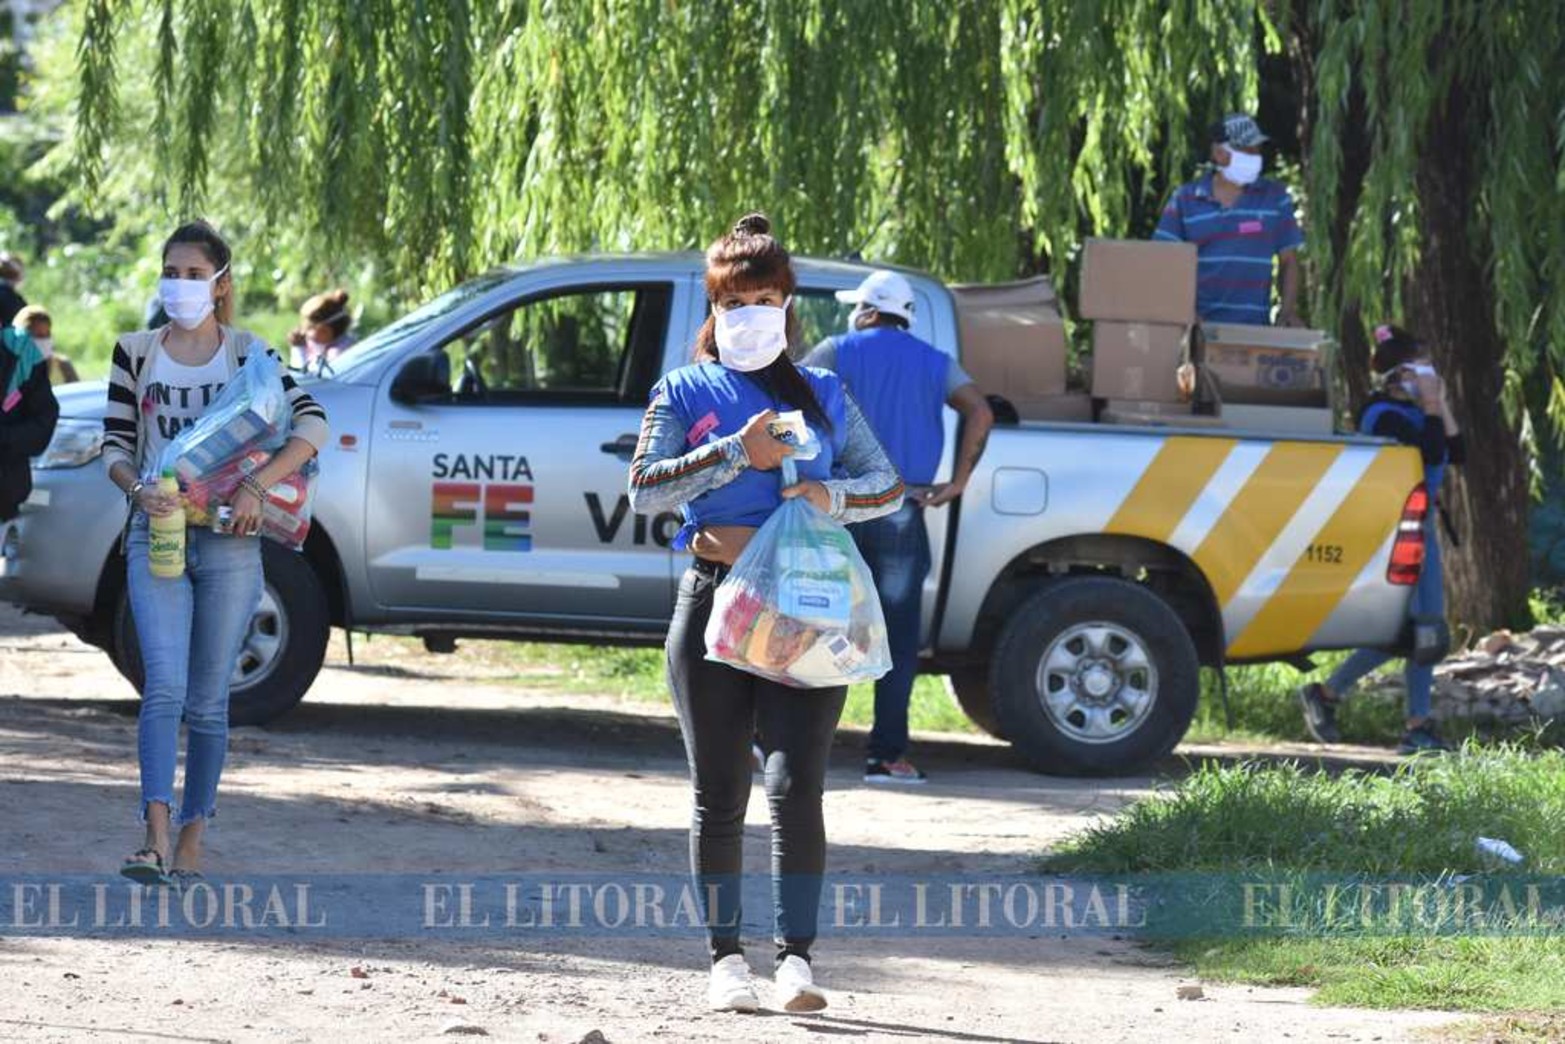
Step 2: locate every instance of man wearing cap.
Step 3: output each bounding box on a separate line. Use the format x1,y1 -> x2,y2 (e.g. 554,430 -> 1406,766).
805,270 -> 994,785
1153,113 -> 1305,326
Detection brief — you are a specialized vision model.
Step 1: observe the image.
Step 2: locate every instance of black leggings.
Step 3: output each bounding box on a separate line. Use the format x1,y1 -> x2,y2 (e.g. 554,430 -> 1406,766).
666,559 -> 847,967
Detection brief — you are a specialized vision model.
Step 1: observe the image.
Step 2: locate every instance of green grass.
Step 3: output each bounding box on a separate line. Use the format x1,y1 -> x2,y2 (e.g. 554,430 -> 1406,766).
489,642 -> 977,735
1043,752 -> 1565,1011
1045,750 -> 1565,875
1186,658 -> 1408,747
1175,935 -> 1565,1012
474,643 -> 1429,747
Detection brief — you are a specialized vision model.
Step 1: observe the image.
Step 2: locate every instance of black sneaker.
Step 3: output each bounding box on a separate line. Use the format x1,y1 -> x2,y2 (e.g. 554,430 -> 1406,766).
864,758 -> 928,785
1397,723 -> 1452,756
1298,683 -> 1341,743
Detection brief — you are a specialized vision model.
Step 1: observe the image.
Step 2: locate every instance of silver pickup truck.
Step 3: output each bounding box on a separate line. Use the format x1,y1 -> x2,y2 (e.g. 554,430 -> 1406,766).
0,253 -> 1426,774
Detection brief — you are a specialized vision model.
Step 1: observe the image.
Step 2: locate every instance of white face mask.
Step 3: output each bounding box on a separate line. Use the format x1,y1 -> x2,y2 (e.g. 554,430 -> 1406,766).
158,264 -> 228,329
33,336 -> 53,358
1219,148 -> 1263,186
713,299 -> 790,372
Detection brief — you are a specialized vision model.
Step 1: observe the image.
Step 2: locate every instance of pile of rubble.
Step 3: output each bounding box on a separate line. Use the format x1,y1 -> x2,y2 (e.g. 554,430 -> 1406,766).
1363,627 -> 1565,727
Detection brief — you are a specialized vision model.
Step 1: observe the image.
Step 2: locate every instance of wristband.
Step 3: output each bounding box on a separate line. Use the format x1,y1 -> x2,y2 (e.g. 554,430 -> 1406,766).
126,479 -> 146,504
239,475 -> 268,501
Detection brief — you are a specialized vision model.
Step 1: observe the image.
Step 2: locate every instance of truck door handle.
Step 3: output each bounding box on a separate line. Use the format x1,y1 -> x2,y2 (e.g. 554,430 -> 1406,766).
601,433 -> 639,459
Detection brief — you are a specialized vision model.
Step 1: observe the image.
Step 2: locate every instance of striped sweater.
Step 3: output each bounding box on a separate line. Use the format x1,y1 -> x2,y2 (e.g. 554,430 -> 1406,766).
627,388 -> 903,523
102,326 -> 329,476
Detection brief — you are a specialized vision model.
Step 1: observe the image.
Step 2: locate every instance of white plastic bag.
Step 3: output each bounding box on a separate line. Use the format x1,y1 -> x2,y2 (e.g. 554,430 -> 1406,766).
704,475 -> 890,689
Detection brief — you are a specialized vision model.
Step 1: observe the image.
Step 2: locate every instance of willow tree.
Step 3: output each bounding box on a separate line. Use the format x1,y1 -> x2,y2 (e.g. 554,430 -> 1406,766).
68,0 -> 1252,290
70,0 -> 1564,628
1279,0 -> 1565,629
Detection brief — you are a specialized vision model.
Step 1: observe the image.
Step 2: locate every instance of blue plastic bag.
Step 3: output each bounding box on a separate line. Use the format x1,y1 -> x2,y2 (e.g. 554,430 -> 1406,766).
150,348 -> 317,548
704,460 -> 891,688
152,348 -> 292,485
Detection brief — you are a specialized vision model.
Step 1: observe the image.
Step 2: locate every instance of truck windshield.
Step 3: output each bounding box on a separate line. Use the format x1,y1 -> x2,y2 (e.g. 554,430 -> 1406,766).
327,269 -> 519,380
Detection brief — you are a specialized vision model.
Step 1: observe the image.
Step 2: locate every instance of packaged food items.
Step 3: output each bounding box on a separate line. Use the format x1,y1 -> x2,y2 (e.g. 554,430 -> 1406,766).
704,495 -> 890,689
151,350 -> 317,549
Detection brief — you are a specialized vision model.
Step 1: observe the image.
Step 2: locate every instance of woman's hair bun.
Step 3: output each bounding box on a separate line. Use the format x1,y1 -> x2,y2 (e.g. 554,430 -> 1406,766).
732,212 -> 772,238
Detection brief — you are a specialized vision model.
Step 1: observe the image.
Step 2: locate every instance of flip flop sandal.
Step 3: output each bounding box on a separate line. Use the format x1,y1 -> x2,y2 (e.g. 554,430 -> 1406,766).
120,848 -> 169,886
168,868 -> 205,891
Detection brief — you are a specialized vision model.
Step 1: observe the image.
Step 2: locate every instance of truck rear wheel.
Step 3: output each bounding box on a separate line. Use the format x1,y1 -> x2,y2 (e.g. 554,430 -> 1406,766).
991,576 -> 1198,776
945,667 -> 1008,739
111,541 -> 331,726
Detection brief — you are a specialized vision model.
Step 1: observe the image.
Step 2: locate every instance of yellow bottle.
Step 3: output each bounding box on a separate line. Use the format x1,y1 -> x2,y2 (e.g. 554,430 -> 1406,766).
148,470 -> 186,579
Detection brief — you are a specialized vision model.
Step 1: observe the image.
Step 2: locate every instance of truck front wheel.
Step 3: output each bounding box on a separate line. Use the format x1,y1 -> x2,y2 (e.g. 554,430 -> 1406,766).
991,576 -> 1198,776
111,541 -> 331,726
945,667 -> 1007,739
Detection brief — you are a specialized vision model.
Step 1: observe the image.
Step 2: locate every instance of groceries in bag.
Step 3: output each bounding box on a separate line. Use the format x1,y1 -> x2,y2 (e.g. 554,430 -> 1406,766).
179,447 -> 318,549
150,348 -> 317,548
704,489 -> 890,689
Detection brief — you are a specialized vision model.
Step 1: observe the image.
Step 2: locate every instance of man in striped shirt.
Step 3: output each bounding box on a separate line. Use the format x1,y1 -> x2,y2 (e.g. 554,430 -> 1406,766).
1153,114 -> 1305,326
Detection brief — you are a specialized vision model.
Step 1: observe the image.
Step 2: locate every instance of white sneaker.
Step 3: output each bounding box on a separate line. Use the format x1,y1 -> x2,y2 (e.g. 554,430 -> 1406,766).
774,954 -> 827,1012
707,953 -> 759,1013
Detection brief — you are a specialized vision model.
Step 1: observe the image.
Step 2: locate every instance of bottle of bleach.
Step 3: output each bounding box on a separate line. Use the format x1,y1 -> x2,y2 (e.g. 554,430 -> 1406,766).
148,469 -> 186,579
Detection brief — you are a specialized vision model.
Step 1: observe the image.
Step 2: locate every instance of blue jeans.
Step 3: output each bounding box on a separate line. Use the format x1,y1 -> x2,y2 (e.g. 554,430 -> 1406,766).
127,519 -> 263,825
1326,516 -> 1443,721
850,502 -> 931,763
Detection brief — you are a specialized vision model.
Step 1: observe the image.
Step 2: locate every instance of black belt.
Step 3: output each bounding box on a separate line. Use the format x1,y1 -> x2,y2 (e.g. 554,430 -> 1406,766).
690,557 -> 731,579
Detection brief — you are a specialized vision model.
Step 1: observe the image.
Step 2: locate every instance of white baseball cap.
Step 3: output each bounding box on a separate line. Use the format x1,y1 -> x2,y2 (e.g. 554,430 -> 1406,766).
835,270 -> 916,322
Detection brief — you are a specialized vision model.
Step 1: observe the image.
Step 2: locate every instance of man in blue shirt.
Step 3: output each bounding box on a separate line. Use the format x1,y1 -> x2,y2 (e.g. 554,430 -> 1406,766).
806,270 -> 994,784
1153,114 -> 1305,325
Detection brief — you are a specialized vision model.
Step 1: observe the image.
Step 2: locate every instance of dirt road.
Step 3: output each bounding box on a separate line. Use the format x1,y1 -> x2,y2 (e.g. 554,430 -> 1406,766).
0,606 -> 1463,1043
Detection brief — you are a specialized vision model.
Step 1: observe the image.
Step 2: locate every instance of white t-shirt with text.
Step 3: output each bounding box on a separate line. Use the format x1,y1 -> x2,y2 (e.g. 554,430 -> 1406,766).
141,346 -> 234,474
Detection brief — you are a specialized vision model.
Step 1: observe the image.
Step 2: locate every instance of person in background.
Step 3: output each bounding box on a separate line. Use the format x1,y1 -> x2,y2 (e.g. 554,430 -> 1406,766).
14,306 -> 80,385
0,252 -> 28,328
805,270 -> 993,785
1,317 -> 60,523
288,288 -> 356,373
1153,113 -> 1305,326
1298,323 -> 1463,755
103,220 -> 329,887
628,213 -> 902,1014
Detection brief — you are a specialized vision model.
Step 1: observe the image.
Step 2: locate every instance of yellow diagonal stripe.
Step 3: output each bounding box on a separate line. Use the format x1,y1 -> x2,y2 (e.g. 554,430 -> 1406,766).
1104,437 -> 1238,542
1192,442 -> 1344,607
1227,448 -> 1421,658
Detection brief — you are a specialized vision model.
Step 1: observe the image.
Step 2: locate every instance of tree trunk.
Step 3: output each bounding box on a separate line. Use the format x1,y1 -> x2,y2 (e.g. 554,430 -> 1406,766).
1402,74 -> 1532,632
1288,11 -> 1532,633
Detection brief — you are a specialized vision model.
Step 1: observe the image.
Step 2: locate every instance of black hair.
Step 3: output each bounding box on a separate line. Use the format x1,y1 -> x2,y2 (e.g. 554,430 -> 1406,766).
1371,323 -> 1423,374
161,219 -> 234,325
852,308 -> 910,332
694,212 -> 832,434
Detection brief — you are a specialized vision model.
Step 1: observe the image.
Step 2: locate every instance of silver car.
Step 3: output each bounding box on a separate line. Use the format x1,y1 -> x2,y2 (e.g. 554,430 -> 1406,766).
1,253 -> 1421,775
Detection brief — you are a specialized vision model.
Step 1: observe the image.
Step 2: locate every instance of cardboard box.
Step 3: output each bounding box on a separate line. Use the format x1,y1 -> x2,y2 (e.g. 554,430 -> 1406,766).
1100,400 -> 1227,429
1012,393 -> 1094,423
1219,403 -> 1337,437
1201,324 -> 1332,407
1079,238 -> 1198,323
952,277 -> 1068,399
1090,321 -> 1190,403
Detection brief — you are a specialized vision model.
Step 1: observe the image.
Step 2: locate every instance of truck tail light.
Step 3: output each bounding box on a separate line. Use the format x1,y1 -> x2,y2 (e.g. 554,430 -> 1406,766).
1387,484 -> 1429,586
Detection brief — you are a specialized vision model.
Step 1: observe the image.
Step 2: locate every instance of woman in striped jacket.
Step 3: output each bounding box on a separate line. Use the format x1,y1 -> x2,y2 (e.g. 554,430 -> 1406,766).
103,221 -> 328,886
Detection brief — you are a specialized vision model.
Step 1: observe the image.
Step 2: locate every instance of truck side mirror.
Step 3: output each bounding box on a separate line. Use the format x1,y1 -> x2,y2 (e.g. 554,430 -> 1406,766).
390,353 -> 451,406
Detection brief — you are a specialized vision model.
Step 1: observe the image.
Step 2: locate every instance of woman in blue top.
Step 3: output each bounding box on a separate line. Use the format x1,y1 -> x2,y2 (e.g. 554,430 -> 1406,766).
629,213 -> 903,1014
1299,324 -> 1464,755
